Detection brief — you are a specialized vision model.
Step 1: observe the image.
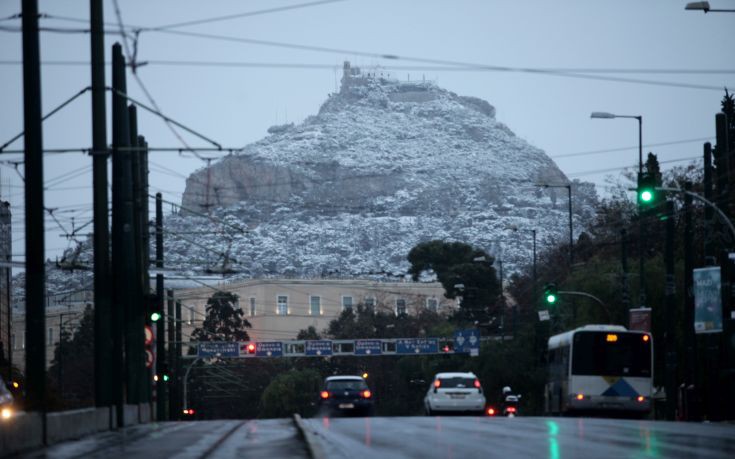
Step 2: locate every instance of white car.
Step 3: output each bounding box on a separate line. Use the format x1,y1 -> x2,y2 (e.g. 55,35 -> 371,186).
424,372 -> 486,415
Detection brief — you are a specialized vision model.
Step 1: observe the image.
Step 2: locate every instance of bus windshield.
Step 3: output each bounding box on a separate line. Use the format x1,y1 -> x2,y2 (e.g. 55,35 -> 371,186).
571,331 -> 651,377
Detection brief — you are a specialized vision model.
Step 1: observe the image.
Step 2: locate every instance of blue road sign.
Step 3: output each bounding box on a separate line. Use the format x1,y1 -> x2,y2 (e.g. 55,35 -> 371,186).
453,329 -> 480,353
305,340 -> 333,356
198,342 -> 239,358
396,338 -> 438,354
355,339 -> 382,355
256,341 -> 283,357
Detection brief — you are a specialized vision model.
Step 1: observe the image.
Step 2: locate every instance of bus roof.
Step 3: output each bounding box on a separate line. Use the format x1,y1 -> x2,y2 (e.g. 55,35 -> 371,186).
547,324 -> 629,349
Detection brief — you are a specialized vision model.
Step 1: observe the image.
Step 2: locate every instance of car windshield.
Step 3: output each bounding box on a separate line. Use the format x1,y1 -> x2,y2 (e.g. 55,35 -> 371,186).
437,377 -> 475,388
326,380 -> 368,391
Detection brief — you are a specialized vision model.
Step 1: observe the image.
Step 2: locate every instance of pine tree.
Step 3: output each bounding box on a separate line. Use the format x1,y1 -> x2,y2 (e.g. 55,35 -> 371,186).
191,291 -> 251,342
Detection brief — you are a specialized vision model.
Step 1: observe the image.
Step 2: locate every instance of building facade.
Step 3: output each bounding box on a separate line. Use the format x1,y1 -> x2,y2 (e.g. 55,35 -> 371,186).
176,278 -> 454,346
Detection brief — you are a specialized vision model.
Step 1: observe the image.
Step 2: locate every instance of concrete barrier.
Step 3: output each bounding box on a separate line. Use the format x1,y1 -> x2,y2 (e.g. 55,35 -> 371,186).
123,404 -> 139,427
139,403 -> 151,423
0,411 -> 43,456
0,404 -> 149,456
46,407 -> 114,445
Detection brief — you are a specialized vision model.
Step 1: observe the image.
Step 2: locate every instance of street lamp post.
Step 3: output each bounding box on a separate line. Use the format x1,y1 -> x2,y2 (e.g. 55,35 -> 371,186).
591,111 -> 646,307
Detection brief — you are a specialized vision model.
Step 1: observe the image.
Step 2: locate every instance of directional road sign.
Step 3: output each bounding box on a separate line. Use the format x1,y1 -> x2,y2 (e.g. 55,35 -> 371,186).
256,341 -> 283,357
305,340 -> 333,356
396,338 -> 439,354
453,329 -> 480,354
198,342 -> 239,358
355,339 -> 382,355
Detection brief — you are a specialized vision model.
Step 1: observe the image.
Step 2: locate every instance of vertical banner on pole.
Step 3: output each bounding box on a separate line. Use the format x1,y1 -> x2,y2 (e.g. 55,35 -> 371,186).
693,267 -> 723,334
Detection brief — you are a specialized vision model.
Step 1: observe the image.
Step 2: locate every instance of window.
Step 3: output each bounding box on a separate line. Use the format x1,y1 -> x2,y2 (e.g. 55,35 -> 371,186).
47,327 -> 54,345
396,298 -> 407,315
364,296 -> 376,311
426,298 -> 438,312
310,296 -> 321,316
277,295 -> 288,315
188,307 -> 195,325
21,332 -> 25,349
250,297 -> 256,316
342,296 -> 353,311
11,334 -> 15,350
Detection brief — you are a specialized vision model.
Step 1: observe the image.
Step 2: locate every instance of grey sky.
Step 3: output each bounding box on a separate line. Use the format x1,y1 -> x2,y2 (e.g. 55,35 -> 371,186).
0,0 -> 733,262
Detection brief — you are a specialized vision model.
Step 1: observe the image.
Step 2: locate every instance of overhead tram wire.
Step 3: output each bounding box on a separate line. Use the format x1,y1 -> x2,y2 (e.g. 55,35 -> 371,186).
2,59 -> 735,76
2,18 -> 731,91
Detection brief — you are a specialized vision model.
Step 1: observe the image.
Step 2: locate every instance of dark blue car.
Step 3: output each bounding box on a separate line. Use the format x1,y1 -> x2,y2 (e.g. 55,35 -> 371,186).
319,375 -> 374,416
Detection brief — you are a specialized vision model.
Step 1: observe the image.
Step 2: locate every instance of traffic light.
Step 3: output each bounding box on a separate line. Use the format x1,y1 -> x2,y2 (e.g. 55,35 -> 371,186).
146,293 -> 163,323
637,172 -> 656,207
544,283 -> 558,305
245,342 -> 256,355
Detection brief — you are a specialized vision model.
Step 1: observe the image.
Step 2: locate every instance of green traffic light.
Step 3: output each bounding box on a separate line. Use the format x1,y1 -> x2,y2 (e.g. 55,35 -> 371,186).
150,312 -> 161,322
163,374 -> 170,382
639,189 -> 653,203
546,294 -> 557,304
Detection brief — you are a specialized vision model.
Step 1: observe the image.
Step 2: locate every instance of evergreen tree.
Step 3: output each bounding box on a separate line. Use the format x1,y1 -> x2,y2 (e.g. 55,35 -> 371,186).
48,304 -> 94,408
191,291 -> 251,342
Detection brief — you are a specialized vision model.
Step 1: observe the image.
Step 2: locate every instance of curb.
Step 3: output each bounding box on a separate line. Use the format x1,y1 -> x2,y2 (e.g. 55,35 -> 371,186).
292,414 -> 326,459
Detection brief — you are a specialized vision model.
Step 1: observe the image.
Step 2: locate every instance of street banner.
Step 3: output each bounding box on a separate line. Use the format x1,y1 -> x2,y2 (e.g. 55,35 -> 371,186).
693,267 -> 723,334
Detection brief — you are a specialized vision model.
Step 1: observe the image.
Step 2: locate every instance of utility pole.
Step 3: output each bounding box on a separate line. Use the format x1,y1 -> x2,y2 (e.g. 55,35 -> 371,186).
664,200 -> 678,421
621,229 -> 630,314
90,0 -> 113,412
111,42 -> 131,425
167,289 -> 176,420
175,299 -> 183,419
683,182 -> 698,420
155,194 -> 167,420
22,0 -> 47,425
128,106 -> 146,405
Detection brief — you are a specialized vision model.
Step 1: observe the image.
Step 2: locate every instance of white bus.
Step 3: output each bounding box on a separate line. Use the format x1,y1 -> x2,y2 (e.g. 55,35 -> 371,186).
545,324 -> 653,417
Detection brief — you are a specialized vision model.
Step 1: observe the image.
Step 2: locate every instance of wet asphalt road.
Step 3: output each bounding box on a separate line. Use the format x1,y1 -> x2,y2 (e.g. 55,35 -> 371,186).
19,419 -> 309,459
15,416 -> 735,458
301,416 -> 735,459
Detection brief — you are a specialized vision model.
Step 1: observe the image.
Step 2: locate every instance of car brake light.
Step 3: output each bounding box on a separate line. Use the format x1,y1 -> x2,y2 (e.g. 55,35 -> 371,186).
320,391 -> 330,399
507,406 -> 516,413
434,380 -> 441,388
362,390 -> 372,398
474,379 -> 481,388
642,335 -> 650,342
486,407 -> 496,416
576,393 -> 584,400
637,396 -> 645,403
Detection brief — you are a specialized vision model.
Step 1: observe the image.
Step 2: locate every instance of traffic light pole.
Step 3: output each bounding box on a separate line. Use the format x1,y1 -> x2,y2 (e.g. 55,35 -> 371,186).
556,290 -> 610,322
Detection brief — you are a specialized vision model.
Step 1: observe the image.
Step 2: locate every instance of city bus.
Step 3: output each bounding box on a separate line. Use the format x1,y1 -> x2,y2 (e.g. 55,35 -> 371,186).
545,324 -> 653,417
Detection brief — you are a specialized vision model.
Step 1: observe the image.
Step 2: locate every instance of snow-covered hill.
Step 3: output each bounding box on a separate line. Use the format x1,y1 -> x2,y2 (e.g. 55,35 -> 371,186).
14,62 -> 596,301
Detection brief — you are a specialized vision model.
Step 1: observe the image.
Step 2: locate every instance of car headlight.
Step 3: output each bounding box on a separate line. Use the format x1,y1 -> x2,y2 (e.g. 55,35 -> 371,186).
1,407 -> 12,420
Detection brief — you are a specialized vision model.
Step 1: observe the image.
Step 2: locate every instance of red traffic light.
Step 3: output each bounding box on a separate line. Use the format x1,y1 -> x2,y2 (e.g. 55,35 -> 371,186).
247,343 -> 256,354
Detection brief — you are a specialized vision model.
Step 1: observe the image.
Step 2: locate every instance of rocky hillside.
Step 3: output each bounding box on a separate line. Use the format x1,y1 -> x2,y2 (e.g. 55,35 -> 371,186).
14,63 -> 596,301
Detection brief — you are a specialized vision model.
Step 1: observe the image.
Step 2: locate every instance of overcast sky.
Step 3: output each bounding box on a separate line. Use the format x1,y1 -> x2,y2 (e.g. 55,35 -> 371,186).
0,0 -> 733,263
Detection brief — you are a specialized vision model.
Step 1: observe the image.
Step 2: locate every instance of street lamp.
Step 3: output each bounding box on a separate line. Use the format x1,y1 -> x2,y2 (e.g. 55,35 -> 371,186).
591,111 -> 646,307
685,1 -> 735,12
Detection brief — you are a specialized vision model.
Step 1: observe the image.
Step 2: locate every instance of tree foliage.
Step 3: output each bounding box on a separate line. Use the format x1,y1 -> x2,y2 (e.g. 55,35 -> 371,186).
191,291 -> 251,342
407,240 -> 501,323
48,304 -> 94,409
259,368 -> 322,418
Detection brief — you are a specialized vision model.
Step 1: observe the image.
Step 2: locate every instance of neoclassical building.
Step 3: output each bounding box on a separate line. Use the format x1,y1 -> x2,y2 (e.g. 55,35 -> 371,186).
175,278 -> 455,343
